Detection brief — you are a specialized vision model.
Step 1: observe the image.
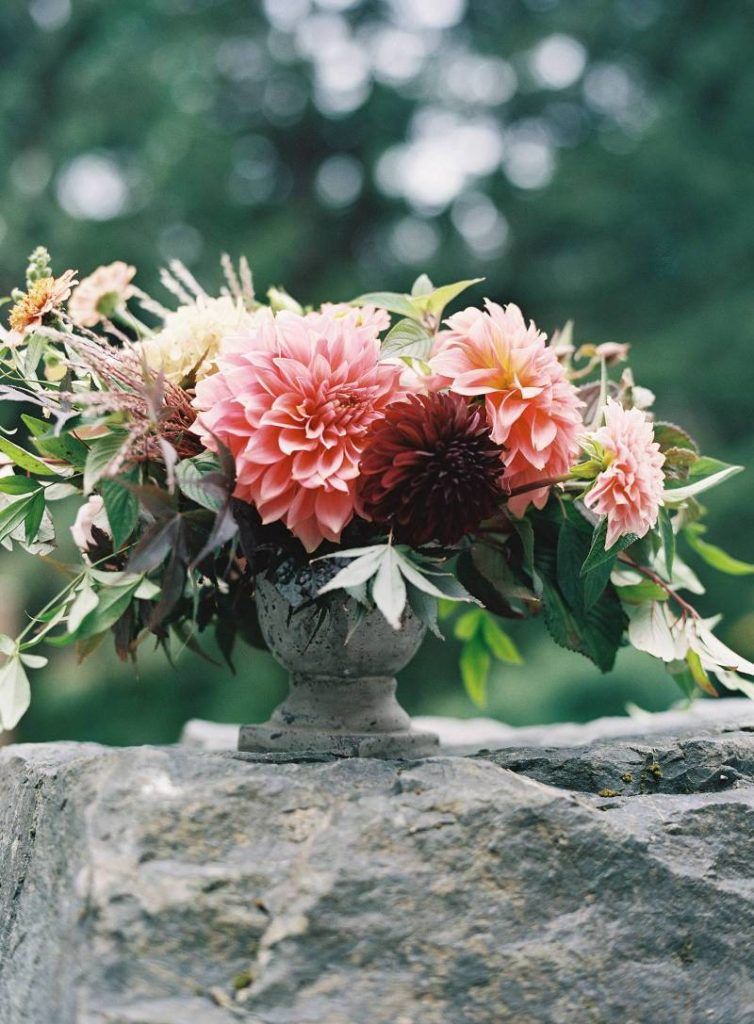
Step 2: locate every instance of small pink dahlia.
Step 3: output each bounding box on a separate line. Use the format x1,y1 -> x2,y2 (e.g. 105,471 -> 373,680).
192,309 -> 403,552
68,261 -> 136,327
583,399 -> 665,549
307,302 -> 390,342
432,301 -> 583,516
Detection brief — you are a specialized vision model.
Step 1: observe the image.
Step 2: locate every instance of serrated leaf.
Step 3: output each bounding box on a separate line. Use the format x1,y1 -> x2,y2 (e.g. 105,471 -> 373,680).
653,421 -> 699,454
175,458 -> 228,512
581,520 -> 638,574
379,318 -> 434,361
541,575 -> 624,672
351,291 -> 419,319
0,435 -> 58,476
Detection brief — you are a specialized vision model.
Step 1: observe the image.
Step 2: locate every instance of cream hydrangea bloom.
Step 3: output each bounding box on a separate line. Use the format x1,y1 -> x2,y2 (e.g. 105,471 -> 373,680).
140,296 -> 259,385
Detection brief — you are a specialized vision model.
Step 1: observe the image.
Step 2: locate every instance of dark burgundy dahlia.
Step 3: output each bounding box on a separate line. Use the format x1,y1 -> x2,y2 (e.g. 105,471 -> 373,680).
357,392 -> 505,547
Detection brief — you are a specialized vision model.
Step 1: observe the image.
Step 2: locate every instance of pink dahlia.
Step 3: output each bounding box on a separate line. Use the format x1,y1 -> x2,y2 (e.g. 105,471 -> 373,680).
432,301 -> 583,516
583,399 -> 665,549
192,309 -> 403,552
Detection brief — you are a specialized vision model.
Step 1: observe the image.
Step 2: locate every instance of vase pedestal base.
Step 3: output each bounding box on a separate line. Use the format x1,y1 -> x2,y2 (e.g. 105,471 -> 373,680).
238,722 -> 439,759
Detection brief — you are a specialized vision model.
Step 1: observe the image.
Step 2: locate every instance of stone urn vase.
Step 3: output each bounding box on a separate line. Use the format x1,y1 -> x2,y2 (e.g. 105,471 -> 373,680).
238,575 -> 439,758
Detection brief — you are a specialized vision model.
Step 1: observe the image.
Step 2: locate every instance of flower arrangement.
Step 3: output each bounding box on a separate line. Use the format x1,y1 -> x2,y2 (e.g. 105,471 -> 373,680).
0,246 -> 752,734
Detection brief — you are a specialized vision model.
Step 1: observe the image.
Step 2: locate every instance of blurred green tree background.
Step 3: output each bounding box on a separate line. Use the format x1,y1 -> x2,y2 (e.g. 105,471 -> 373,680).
1,0 -> 753,744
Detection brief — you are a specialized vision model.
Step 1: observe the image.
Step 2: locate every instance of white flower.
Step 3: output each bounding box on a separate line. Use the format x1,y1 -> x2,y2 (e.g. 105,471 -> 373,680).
71,495 -> 110,553
139,296 -> 260,385
628,599 -> 754,698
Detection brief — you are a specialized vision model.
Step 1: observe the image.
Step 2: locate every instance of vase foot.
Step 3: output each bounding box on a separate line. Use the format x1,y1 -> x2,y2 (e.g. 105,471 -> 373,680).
237,723 -> 440,759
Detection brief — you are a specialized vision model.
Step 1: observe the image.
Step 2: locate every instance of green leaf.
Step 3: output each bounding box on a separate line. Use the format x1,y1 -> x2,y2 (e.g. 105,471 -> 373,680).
509,515 -> 542,596
555,507 -> 613,611
481,616 -> 522,664
663,457 -> 743,504
580,520 -> 638,575
0,435 -> 58,476
100,478 -> 140,549
454,608 -> 483,640
379,318 -> 434,361
127,517 -> 181,574
0,476 -> 43,495
21,414 -> 52,438
351,291 -> 419,319
684,525 -> 754,576
653,421 -> 699,454
0,656 -> 31,731
541,574 -> 625,672
31,430 -> 88,470
84,430 -> 129,493
67,582 -> 100,634
24,490 -> 46,544
175,458 -> 229,512
406,584 -> 442,639
460,635 -> 490,707
456,543 -> 536,618
615,581 -> 669,603
0,494 -> 37,544
416,277 -> 484,320
531,506 -> 625,672
73,582 -> 141,641
659,507 -> 675,577
410,273 -> 434,296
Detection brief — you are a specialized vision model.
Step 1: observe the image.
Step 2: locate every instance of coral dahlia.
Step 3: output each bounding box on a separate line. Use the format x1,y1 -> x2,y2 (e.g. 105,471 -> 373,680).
192,309 -> 403,552
432,301 -> 583,516
358,392 -> 505,547
583,398 -> 665,548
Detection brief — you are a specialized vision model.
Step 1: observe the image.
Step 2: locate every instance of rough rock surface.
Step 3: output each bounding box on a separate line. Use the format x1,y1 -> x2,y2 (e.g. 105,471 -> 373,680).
2,707 -> 754,1023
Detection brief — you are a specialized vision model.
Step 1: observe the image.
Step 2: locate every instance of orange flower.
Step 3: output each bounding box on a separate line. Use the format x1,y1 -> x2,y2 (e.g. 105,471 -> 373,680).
8,270 -> 77,337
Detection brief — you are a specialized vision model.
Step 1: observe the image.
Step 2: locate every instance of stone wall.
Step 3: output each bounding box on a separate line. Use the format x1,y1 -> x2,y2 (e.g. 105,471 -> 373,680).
2,703 -> 754,1023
